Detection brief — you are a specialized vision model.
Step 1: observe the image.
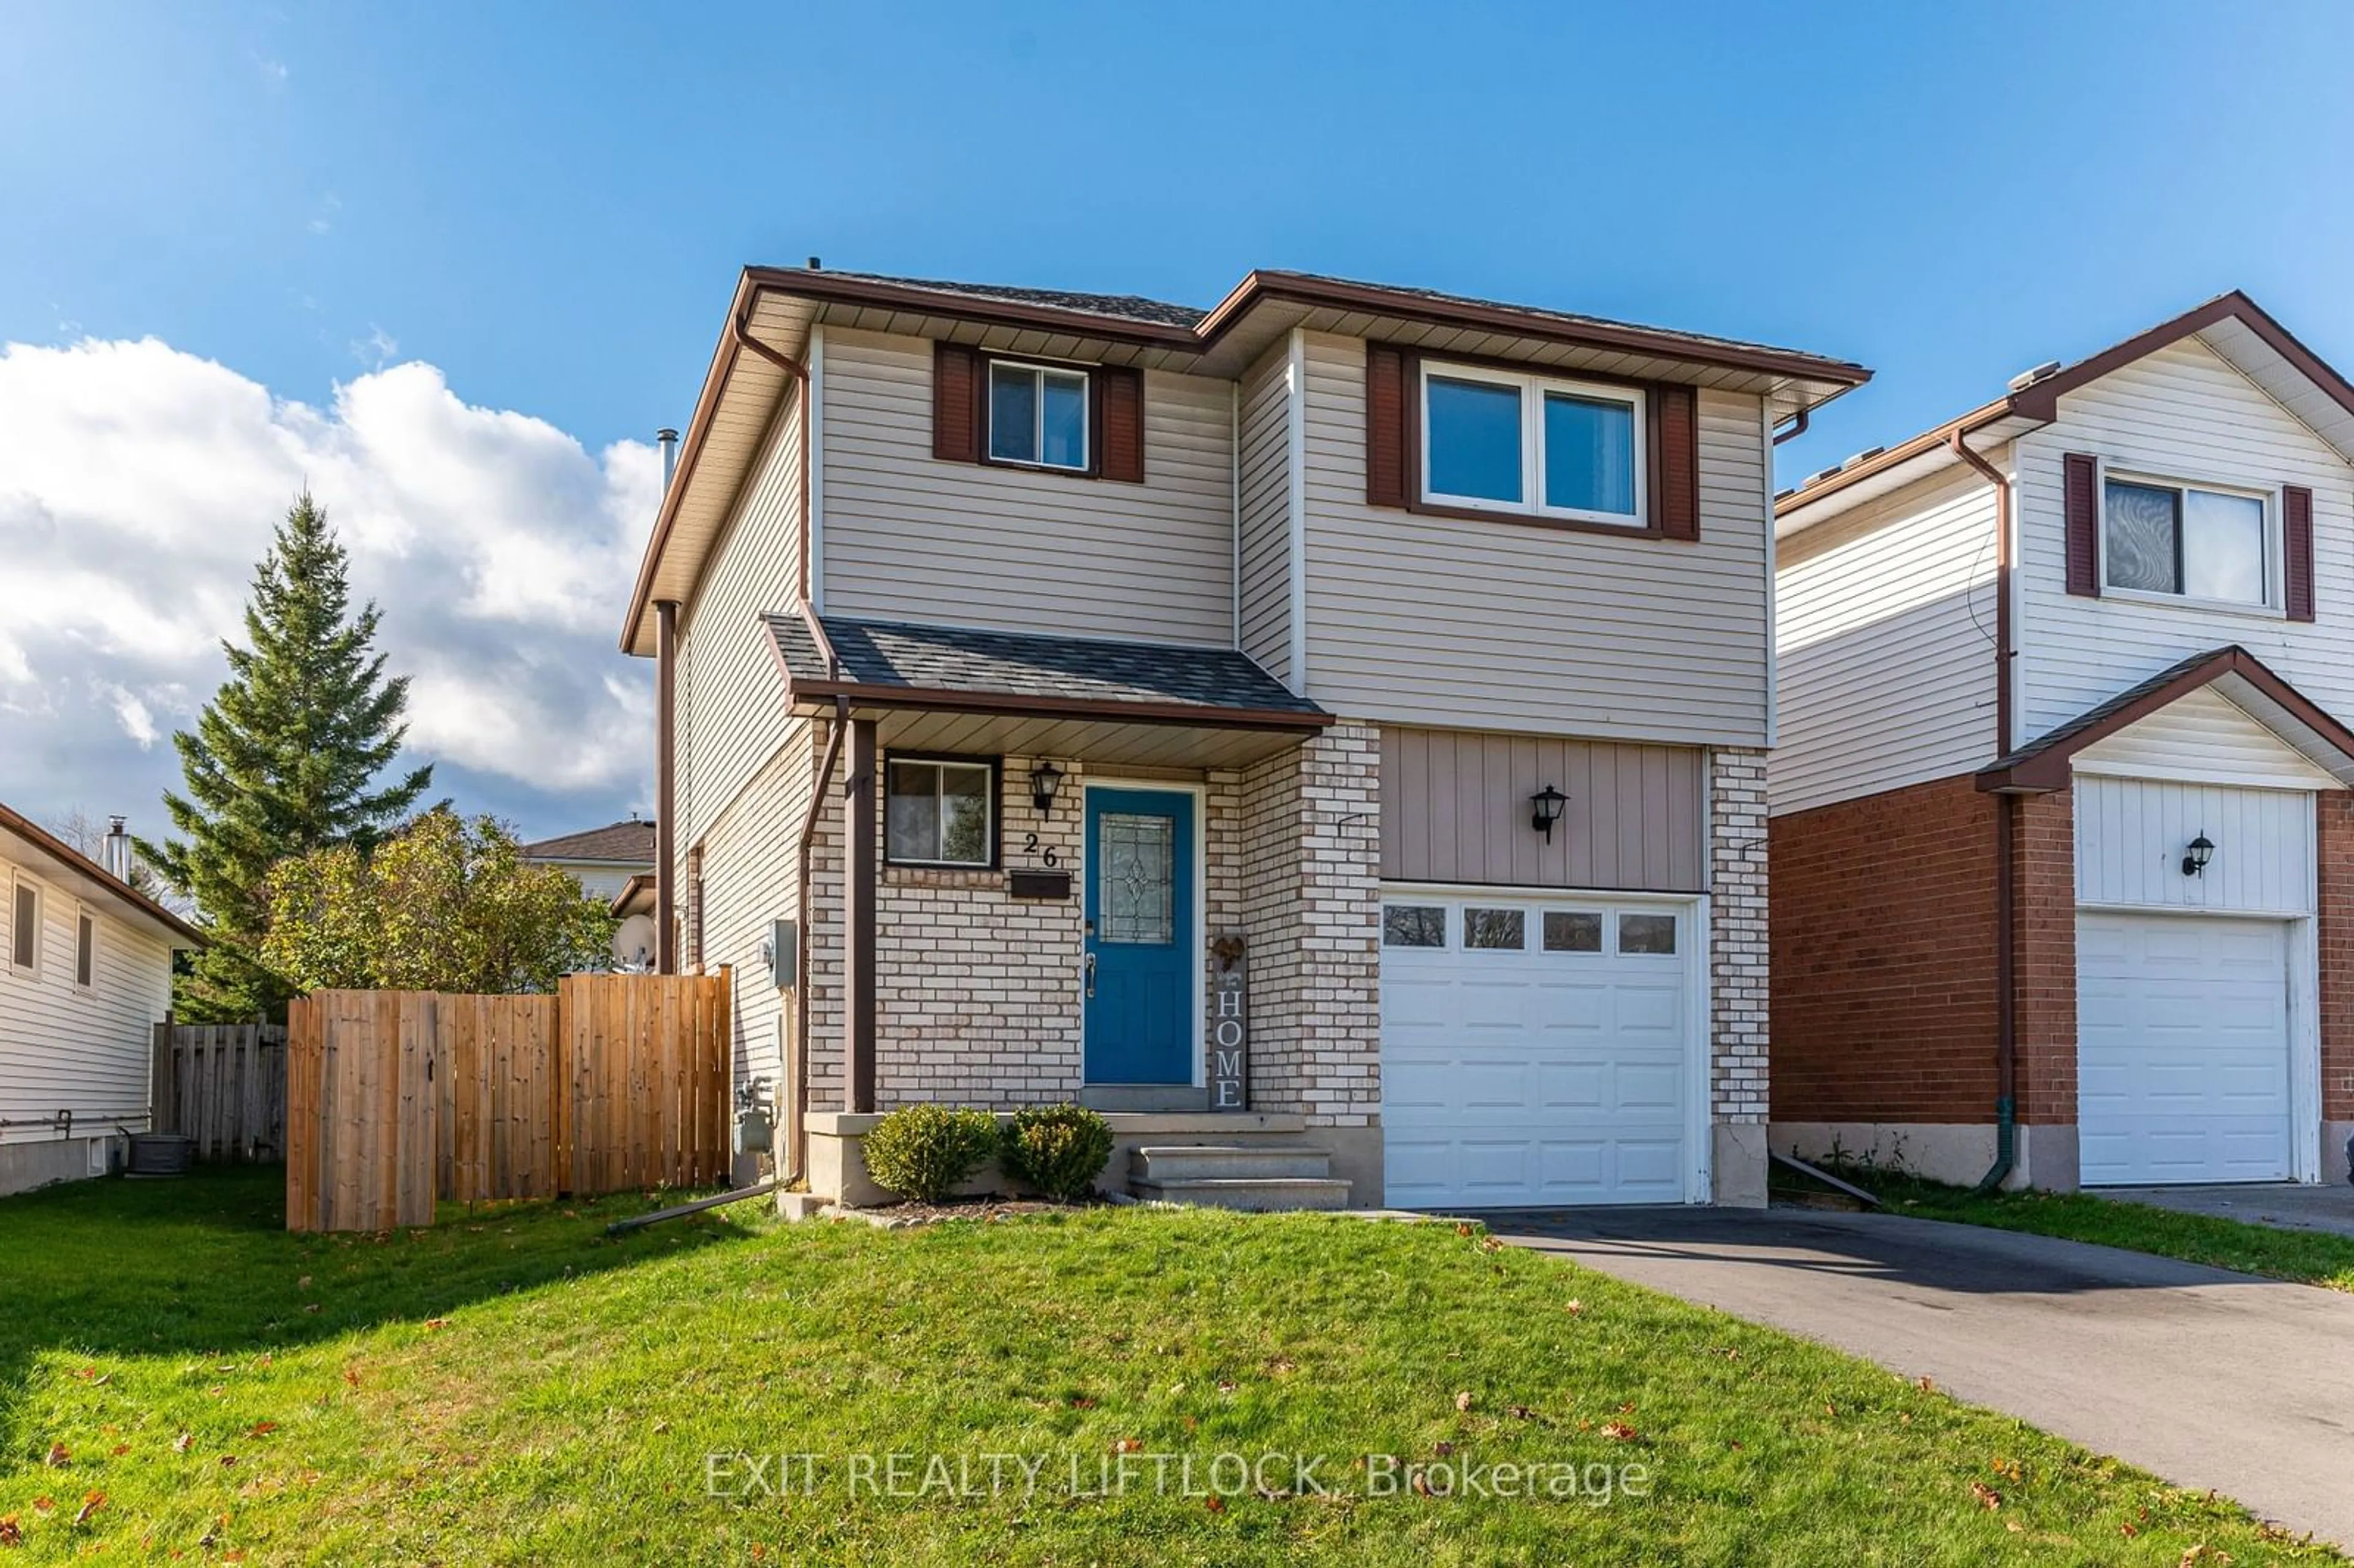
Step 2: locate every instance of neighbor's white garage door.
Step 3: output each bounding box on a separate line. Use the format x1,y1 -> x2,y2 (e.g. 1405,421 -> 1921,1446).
2078,911 -> 2291,1186
1381,891 -> 1699,1208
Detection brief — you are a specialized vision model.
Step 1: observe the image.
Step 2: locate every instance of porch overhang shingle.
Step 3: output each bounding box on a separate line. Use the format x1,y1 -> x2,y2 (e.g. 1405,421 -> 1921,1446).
1975,645 -> 2354,794
764,609 -> 1333,770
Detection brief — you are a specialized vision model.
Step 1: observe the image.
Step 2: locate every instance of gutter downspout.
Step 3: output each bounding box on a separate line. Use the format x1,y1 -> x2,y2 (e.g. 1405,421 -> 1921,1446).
655,599 -> 680,973
1950,428 -> 2017,1192
1770,406 -> 1810,446
787,696 -> 849,1185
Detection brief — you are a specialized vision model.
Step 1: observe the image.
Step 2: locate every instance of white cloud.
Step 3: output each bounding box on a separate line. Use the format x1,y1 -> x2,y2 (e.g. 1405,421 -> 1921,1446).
0,335 -> 657,834
350,323 -> 397,367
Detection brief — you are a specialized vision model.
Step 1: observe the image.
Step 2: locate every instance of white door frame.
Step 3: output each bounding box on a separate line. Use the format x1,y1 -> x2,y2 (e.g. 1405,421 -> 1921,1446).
1377,881 -> 1713,1205
1080,778 -> 1208,1089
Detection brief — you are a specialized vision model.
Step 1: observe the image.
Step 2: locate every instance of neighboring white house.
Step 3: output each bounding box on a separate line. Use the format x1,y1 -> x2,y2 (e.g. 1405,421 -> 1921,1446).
1,801 -> 204,1196
521,818 -> 658,970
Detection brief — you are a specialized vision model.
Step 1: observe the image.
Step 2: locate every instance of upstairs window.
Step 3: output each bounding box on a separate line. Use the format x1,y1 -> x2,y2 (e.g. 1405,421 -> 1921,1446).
988,361 -> 1090,471
886,756 -> 997,868
1421,362 -> 1644,527
75,910 -> 96,989
2104,476 -> 2269,606
9,876 -> 37,974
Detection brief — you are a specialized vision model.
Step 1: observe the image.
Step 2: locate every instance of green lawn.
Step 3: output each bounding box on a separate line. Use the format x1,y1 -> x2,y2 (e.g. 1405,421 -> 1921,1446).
0,1170 -> 2332,1564
1851,1173 -> 2354,1295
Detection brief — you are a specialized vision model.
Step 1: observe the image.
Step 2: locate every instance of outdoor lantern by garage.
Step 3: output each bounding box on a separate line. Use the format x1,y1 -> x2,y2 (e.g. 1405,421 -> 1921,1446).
1030,759 -> 1065,818
2182,832 -> 2215,878
1529,783 -> 1568,843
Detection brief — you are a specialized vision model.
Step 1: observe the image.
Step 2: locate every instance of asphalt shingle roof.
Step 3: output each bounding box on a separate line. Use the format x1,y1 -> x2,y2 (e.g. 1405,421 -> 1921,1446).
520,820 -> 658,864
766,613 -> 1324,717
815,271 -> 1206,329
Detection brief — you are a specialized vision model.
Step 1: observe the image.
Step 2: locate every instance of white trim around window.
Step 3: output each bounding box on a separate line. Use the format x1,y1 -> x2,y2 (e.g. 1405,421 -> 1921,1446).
2098,460 -> 2283,616
1417,359 -> 1647,528
7,870 -> 42,978
986,359 -> 1092,473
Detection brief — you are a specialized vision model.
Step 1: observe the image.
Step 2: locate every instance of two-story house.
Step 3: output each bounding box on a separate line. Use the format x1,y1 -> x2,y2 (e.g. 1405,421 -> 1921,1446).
1772,292 -> 2354,1193
622,265 -> 1867,1209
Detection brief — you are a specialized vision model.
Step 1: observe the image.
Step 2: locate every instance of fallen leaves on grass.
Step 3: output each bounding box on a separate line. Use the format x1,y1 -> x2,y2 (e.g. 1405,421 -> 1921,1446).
423,1319 -> 450,1334
1506,1404 -> 1534,1420
2179,1547 -> 2233,1566
1990,1456 -> 2024,1483
0,1515 -> 20,1547
172,1434 -> 192,1454
72,1493 -> 104,1527
1112,1438 -> 1143,1455
1564,1300 -> 1584,1315
1263,1357 -> 1296,1376
1969,1481 -> 2002,1510
1454,1391 -> 1474,1412
1601,1420 -> 1641,1443
250,1422 -> 278,1437
1203,1495 -> 1225,1514
42,1445 -> 67,1468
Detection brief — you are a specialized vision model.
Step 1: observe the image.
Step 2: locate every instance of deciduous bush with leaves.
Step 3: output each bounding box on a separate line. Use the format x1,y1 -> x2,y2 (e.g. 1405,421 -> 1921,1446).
859,1104 -> 1000,1203
1000,1104 -> 1114,1202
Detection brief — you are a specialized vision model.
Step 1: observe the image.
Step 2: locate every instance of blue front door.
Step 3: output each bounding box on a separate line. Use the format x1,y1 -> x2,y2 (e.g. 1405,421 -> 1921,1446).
1084,788 -> 1195,1084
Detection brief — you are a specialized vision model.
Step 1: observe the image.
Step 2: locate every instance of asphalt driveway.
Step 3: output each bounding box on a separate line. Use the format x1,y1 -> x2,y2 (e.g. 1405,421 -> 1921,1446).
1484,1206 -> 2354,1550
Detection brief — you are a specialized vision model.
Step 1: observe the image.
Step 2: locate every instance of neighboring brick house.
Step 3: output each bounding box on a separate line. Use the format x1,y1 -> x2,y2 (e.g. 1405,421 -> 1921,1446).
1773,293 -> 2354,1192
622,265 -> 1866,1208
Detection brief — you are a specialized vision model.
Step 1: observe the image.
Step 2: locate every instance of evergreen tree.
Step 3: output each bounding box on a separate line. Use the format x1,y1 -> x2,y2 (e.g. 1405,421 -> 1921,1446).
140,493 -> 433,1019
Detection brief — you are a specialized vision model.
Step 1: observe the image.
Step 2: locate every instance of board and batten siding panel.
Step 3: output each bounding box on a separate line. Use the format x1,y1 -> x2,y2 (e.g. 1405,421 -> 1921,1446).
1298,333 -> 1772,746
1236,341 -> 1294,682
2074,687 -> 2346,791
1381,727 -> 1706,892
678,384 -> 806,851
2075,775 -> 2314,915
2018,337 -> 2354,740
1772,468 -> 2000,815
819,327 -> 1235,647
694,724 -> 817,1092
0,858 -> 172,1137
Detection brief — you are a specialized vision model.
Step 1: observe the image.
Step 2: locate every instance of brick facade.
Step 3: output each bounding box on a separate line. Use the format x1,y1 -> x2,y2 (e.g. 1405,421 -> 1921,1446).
1708,747 -> 1770,1122
2011,789 -> 2078,1126
1238,721 -> 1382,1127
1770,774 -> 2002,1124
2321,794 -> 2354,1124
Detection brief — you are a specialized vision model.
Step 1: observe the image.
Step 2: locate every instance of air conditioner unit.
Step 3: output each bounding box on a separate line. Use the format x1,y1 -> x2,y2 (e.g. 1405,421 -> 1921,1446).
87,1136 -> 111,1177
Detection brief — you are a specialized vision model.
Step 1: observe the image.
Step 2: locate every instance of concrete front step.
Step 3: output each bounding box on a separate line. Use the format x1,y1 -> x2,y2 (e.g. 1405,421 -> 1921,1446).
1130,1176 -> 1355,1212
1130,1144 -> 1335,1183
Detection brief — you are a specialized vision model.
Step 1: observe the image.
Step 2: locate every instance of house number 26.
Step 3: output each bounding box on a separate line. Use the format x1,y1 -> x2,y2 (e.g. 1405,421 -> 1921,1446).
1021,833 -> 1060,867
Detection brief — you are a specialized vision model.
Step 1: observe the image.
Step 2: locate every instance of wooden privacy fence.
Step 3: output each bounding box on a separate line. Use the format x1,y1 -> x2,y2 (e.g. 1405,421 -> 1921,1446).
152,1023 -> 287,1161
284,972 -> 731,1232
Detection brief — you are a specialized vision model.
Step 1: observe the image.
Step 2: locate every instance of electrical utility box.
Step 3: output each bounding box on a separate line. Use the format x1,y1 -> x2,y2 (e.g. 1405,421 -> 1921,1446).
766,919 -> 799,989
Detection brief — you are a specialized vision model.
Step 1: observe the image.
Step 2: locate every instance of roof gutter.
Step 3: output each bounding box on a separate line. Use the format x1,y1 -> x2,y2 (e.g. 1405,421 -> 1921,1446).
1948,428 -> 2018,1193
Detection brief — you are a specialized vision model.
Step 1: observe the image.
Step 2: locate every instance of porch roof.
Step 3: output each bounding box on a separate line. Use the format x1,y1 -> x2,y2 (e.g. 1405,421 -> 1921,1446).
763,609 -> 1333,770
1976,644 -> 2354,793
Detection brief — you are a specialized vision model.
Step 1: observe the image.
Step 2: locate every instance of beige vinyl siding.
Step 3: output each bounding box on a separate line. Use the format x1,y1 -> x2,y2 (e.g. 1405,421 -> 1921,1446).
1236,342 -> 1294,682
693,725 -> 817,1092
1773,468 -> 1999,815
0,857 -> 172,1142
2018,337 -> 2354,740
1296,332 -> 1773,745
677,384 -> 805,851
2074,687 -> 2344,791
818,327 -> 1236,646
1381,727 -> 1705,891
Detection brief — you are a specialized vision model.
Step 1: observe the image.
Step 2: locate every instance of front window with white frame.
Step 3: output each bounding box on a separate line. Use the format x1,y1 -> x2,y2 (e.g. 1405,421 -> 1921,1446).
1420,360 -> 1645,527
885,756 -> 997,868
988,360 -> 1090,471
2104,473 -> 2271,607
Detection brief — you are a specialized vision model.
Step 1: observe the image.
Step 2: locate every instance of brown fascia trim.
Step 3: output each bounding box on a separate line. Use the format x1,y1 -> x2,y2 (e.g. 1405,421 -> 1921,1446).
1975,645 -> 2354,793
1779,290 -> 2354,523
608,872 -> 655,919
0,801 -> 206,946
783,677 -> 1335,734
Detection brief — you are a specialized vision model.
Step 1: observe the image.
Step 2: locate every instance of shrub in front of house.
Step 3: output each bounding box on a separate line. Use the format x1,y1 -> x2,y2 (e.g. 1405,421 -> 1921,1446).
999,1104 -> 1114,1203
859,1104 -> 1000,1203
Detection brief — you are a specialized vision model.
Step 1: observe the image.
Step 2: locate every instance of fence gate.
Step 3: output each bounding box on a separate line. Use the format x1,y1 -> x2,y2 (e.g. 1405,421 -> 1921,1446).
152,1023 -> 288,1162
284,972 -> 731,1232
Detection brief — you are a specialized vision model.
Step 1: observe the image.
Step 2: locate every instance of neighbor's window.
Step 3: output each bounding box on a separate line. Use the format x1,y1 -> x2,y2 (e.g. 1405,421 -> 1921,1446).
1383,905 -> 1445,948
2105,477 -> 2269,606
885,757 -> 996,867
988,360 -> 1089,471
75,911 -> 95,989
1423,362 -> 1643,526
9,878 -> 37,973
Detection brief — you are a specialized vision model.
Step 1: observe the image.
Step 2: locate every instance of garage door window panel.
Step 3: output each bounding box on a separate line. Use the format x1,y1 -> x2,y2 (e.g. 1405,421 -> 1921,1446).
1617,913 -> 1677,955
1542,911 -> 1602,953
1384,905 -> 1446,948
1462,908 -> 1526,950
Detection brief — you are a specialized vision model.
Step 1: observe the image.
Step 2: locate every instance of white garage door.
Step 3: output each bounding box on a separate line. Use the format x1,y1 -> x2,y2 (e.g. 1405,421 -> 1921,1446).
1381,891 -> 1699,1208
2078,911 -> 2291,1186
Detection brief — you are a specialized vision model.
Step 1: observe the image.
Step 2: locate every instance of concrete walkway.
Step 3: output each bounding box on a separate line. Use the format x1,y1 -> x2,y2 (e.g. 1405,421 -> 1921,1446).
1483,1206 -> 2354,1549
2103,1182 -> 2354,1241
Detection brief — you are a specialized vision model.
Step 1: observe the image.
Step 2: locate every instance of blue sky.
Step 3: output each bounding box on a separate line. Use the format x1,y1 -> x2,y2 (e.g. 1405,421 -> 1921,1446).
5,1 -> 2353,842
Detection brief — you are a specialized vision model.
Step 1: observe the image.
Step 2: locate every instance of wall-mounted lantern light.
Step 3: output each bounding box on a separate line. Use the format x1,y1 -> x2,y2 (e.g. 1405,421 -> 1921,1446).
1030,759 -> 1065,818
2182,833 -> 2215,878
1530,784 -> 1568,843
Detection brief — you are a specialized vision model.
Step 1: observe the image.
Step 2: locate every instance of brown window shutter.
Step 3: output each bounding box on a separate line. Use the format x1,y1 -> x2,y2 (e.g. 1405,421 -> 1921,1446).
1648,383 -> 1699,540
1365,343 -> 1407,507
1096,365 -> 1145,482
2285,483 -> 2315,622
2063,452 -> 2101,596
932,342 -> 980,463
